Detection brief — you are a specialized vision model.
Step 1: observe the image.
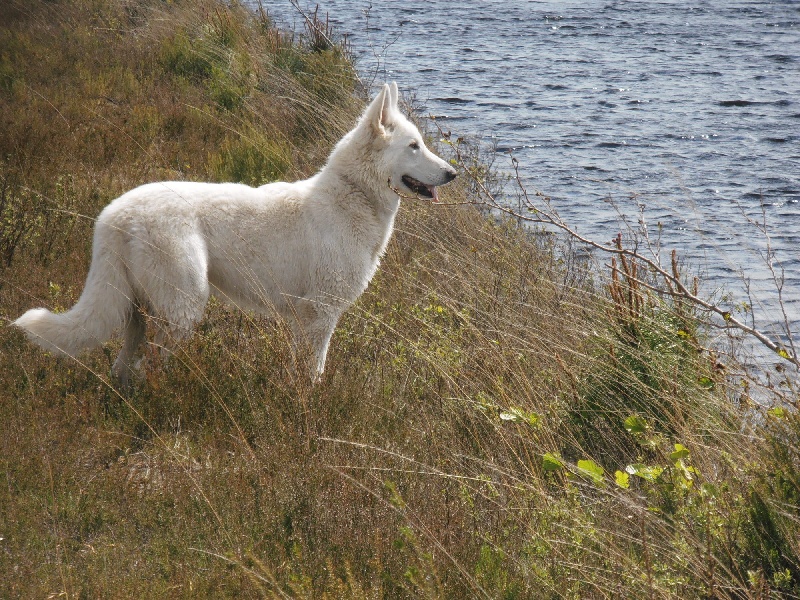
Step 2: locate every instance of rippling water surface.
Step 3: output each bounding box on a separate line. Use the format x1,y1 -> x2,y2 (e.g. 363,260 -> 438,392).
264,0 -> 800,353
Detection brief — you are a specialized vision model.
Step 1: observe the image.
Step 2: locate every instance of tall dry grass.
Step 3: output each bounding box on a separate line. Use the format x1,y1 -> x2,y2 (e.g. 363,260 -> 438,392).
2,1 -> 799,598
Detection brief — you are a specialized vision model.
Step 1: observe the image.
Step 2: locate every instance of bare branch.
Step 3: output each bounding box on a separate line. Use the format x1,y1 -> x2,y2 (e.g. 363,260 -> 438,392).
434,122 -> 800,370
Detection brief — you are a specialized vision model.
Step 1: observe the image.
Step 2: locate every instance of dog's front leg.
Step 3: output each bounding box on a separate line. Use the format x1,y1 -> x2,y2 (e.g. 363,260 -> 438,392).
308,320 -> 337,383
288,302 -> 339,383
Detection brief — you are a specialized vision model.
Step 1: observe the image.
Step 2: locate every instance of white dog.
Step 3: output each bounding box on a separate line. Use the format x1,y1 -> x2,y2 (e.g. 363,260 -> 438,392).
13,82 -> 457,385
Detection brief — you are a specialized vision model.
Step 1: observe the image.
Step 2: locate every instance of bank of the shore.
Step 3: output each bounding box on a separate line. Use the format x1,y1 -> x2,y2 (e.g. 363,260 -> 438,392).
262,0 -> 800,347
1,2 -> 798,597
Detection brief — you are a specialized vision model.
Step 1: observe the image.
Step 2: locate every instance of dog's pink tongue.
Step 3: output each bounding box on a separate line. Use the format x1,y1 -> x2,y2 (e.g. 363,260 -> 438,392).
431,186 -> 439,203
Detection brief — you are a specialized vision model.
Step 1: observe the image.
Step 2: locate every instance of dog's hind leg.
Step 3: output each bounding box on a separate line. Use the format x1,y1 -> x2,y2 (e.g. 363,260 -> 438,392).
112,305 -> 146,388
135,231 -> 210,355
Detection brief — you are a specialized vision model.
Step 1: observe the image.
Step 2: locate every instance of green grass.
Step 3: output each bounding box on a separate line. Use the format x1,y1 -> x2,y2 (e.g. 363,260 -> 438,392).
2,1 -> 799,598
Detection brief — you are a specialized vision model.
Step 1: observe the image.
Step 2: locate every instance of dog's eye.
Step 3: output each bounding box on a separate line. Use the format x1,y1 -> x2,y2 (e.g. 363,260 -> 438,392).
409,141 -> 420,150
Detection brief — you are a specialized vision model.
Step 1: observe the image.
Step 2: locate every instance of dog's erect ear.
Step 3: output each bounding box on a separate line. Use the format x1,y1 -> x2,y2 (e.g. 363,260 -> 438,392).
388,81 -> 399,108
363,83 -> 394,136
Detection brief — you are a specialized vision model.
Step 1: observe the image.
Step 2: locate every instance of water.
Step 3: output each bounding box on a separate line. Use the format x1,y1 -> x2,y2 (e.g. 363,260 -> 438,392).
262,0 -> 800,362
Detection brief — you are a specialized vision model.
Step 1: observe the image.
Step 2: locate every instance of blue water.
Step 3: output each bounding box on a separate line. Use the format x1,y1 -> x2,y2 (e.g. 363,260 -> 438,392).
262,1 -> 800,361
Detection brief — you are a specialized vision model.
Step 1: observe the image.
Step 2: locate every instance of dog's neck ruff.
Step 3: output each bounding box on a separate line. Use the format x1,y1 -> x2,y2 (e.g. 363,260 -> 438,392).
336,171 -> 400,223
324,133 -> 400,221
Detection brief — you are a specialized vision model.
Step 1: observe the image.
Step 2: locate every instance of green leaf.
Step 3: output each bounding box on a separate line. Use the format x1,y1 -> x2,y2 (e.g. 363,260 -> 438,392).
697,376 -> 715,390
615,470 -> 630,489
676,460 -> 695,483
643,434 -> 663,450
383,480 -> 406,509
700,483 -> 718,498
524,411 -> 541,427
669,443 -> 690,463
777,347 -> 790,359
499,407 -> 540,427
542,453 -> 564,472
625,463 -> 664,482
576,459 -> 604,485
623,414 -> 648,435
767,406 -> 788,419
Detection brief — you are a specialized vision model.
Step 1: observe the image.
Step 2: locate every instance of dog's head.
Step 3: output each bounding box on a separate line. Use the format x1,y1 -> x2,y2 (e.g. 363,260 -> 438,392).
362,82 -> 457,202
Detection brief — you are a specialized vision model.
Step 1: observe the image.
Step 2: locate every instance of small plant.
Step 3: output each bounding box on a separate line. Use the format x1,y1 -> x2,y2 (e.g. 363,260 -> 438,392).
564,241 -> 717,468
209,135 -> 292,185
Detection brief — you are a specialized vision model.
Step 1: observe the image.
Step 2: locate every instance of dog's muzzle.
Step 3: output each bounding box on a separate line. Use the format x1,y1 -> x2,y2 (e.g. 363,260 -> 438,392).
401,170 -> 457,202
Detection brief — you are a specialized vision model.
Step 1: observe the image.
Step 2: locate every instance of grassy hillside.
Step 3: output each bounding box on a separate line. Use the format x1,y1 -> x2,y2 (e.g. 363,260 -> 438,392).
2,1 -> 799,597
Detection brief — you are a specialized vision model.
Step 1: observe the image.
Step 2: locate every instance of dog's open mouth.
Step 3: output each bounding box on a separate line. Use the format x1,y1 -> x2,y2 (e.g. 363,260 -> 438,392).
401,175 -> 438,201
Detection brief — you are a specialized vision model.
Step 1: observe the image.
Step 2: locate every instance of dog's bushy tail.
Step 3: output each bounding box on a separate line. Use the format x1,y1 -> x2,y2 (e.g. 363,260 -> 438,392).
13,244 -> 133,358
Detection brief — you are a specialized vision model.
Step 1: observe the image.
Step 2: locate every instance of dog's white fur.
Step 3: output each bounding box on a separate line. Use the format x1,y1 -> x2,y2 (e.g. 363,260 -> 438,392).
13,82 -> 456,384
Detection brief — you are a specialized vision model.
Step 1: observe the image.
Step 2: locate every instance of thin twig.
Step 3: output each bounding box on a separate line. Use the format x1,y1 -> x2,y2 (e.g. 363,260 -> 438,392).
435,122 -> 800,370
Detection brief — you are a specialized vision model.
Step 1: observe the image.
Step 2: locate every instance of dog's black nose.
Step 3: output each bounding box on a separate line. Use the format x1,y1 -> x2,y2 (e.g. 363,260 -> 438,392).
445,168 -> 457,183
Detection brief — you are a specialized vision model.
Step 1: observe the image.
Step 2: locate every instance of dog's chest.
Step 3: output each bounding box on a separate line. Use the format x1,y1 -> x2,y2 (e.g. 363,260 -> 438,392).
318,205 -> 396,292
